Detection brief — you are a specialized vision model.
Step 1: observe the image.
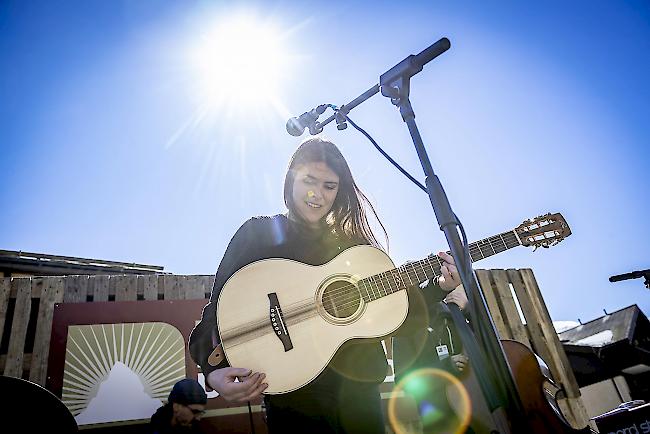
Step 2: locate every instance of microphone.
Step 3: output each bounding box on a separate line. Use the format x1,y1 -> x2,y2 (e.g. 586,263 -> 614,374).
286,105 -> 327,136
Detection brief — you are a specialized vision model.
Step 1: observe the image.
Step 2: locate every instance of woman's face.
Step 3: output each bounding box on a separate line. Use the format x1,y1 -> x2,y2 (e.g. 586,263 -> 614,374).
291,161 -> 340,228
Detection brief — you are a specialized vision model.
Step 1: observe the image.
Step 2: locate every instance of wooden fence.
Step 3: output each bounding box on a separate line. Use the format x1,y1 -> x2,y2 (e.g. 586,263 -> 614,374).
475,268 -> 589,428
0,269 -> 588,430
0,274 -> 214,385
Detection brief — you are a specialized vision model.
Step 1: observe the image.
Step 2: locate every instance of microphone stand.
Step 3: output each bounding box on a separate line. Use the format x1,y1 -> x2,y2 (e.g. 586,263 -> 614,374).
314,38 -> 527,432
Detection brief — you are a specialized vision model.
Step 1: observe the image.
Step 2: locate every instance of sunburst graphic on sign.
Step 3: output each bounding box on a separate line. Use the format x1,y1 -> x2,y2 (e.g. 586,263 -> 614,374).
62,323 -> 186,419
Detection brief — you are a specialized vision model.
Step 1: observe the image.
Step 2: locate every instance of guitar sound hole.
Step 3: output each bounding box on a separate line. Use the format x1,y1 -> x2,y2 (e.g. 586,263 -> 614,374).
321,280 -> 361,319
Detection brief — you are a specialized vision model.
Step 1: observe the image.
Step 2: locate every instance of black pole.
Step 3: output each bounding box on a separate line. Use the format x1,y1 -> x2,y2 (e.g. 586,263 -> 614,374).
388,90 -> 525,430
298,37 -> 529,432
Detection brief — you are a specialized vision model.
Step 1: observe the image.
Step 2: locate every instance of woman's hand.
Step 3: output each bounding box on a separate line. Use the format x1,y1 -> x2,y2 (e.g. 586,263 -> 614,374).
451,354 -> 469,373
437,252 -> 462,291
206,367 -> 268,404
444,285 -> 468,311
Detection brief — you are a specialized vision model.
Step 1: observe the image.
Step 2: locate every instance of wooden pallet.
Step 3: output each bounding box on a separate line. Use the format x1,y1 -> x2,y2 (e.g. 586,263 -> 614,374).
475,268 -> 590,429
0,274 -> 214,384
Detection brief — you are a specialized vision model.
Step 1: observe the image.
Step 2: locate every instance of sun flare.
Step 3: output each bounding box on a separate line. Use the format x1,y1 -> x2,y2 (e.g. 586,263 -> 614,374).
189,12 -> 293,113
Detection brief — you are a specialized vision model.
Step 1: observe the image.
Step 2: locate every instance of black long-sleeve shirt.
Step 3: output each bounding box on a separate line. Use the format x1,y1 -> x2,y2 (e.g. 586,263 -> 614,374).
188,214 -> 446,430
189,215 -> 399,387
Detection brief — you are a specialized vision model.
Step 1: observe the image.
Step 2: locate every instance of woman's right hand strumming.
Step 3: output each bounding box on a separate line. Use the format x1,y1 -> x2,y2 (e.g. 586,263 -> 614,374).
207,367 -> 268,404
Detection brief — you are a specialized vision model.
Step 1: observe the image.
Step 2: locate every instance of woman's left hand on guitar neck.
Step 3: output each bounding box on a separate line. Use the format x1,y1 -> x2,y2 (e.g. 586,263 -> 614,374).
436,252 -> 462,291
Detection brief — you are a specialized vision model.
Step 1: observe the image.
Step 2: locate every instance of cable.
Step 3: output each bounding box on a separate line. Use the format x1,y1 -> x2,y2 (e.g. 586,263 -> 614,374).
247,401 -> 256,434
339,112 -> 428,193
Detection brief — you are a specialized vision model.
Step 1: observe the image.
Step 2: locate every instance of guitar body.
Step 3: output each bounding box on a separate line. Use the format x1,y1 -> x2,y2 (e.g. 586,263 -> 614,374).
502,340 -> 592,433
216,245 -> 409,394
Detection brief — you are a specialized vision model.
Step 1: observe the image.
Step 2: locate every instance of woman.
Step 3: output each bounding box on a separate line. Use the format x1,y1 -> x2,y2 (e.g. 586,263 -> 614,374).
189,137 -> 460,432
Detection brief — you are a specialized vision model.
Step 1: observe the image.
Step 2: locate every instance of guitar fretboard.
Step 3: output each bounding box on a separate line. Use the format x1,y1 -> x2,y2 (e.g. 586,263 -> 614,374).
357,229 -> 521,302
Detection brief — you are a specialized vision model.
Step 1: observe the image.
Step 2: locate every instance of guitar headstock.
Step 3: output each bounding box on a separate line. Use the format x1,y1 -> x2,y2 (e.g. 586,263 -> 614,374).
516,213 -> 571,249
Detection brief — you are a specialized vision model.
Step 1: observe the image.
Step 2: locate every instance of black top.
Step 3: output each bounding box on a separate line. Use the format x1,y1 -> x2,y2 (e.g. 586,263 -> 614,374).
189,214 -> 399,391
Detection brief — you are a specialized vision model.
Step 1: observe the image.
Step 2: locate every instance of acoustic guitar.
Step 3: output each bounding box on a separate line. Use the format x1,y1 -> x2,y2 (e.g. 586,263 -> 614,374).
216,213 -> 571,394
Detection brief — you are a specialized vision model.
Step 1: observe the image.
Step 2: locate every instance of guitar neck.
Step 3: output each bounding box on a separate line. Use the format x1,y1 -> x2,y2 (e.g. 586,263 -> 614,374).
359,229 -> 522,302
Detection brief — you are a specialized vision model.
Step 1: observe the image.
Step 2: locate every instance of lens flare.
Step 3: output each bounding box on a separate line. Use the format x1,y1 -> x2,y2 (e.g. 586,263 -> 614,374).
388,368 -> 472,434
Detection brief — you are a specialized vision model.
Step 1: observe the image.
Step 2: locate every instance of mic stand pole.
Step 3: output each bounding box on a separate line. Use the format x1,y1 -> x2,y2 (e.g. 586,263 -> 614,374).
378,38 -> 525,433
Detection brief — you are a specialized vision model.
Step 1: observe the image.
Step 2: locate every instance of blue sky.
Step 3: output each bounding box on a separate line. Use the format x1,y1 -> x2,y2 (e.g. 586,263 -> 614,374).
1,0 -> 648,323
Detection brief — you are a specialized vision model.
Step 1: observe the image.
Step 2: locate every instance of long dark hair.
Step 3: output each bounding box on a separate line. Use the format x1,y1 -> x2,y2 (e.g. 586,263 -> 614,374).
283,137 -> 388,249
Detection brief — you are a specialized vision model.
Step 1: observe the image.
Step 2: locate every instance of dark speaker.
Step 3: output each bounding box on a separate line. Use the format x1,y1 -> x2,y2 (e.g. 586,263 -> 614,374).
593,403 -> 650,434
0,375 -> 78,432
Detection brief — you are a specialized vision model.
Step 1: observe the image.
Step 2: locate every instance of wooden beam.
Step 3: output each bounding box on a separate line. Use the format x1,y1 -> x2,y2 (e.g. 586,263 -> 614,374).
491,269 -> 530,347
184,276 -> 207,300
518,269 -> 581,398
64,275 -> 88,303
507,269 -> 554,367
142,274 -> 159,301
29,277 -> 64,385
4,278 -> 31,377
475,270 -> 510,339
163,275 -> 181,300
0,278 -> 10,345
114,275 -> 137,302
0,353 -> 31,373
92,275 -> 110,302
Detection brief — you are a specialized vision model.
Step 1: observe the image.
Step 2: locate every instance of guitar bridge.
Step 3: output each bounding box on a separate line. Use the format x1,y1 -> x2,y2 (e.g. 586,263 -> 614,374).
268,292 -> 293,352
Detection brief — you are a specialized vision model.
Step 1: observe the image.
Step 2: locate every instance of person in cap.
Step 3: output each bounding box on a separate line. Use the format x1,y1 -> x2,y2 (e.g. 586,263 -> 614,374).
150,378 -> 208,433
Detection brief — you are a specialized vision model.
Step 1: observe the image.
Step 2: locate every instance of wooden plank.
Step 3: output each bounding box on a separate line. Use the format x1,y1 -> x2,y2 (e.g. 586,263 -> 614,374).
4,278 -> 32,377
474,270 -> 510,339
180,275 -> 193,300
136,274 -> 144,298
29,277 -> 64,385
64,275 -> 88,303
92,275 -> 110,302
519,269 -> 582,398
142,274 -> 159,301
163,275 -> 181,300
558,397 -> 590,429
491,269 -> 530,347
109,274 -> 116,298
157,274 -> 165,299
114,275 -> 138,302
0,278 -> 11,345
0,353 -> 32,374
184,276 -> 207,300
507,269 -> 554,366
9,280 -> 42,298
206,275 -> 215,296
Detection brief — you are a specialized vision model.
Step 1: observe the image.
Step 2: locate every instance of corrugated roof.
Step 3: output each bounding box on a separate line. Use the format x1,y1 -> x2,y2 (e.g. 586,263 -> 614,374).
558,305 -> 639,347
0,249 -> 164,275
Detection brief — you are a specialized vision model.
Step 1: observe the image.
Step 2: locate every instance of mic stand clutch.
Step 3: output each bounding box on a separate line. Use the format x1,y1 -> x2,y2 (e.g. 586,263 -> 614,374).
378,37 -> 526,433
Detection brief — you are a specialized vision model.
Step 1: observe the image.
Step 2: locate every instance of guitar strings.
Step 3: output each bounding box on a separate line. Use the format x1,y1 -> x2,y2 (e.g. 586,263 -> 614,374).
295,231 -> 521,316
318,231 -> 520,308
223,231 -> 520,337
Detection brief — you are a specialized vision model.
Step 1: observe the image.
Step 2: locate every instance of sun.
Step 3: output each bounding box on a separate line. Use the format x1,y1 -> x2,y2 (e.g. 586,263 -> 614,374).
188,12 -> 294,113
